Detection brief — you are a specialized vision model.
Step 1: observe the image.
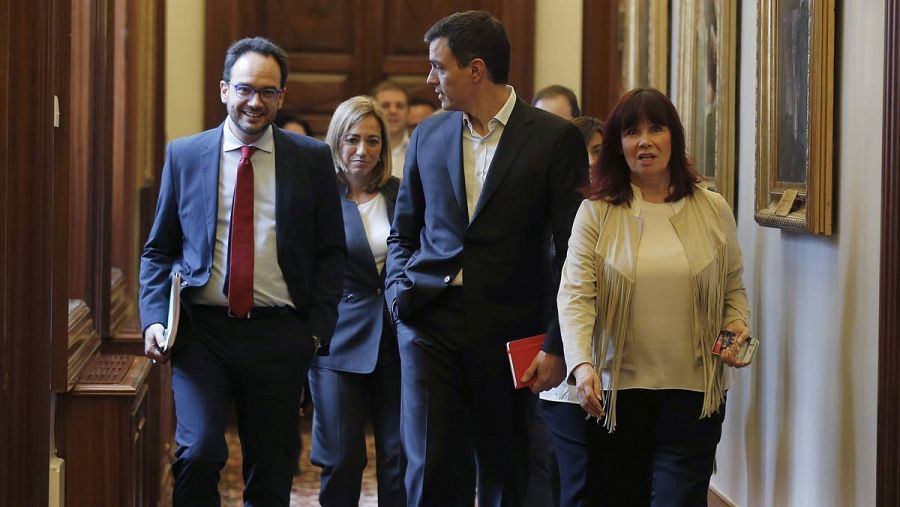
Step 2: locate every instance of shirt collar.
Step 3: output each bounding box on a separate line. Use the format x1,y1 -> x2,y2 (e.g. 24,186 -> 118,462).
462,85 -> 517,136
223,116 -> 274,154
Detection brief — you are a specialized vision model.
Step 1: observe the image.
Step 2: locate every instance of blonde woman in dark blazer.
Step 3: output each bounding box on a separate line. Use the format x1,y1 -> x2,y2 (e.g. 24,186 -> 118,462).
308,96 -> 405,506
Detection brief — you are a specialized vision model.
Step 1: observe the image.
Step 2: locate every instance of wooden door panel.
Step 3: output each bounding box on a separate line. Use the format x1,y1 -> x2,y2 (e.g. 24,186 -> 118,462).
381,0 -> 478,56
270,0 -> 369,136
205,1 -> 534,132
265,0 -> 361,53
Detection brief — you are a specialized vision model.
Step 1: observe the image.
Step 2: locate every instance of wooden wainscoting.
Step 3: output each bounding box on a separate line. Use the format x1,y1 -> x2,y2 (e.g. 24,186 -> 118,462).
708,485 -> 739,507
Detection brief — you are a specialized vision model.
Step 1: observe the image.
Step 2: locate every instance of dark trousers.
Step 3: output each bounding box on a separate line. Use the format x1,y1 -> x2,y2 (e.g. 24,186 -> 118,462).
170,306 -> 316,507
525,396 -> 560,507
540,400 -> 591,507
308,331 -> 406,507
396,288 -> 531,507
586,389 -> 726,507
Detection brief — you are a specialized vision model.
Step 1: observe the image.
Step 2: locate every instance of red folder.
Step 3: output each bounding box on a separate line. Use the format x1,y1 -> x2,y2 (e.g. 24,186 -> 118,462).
506,334 -> 546,389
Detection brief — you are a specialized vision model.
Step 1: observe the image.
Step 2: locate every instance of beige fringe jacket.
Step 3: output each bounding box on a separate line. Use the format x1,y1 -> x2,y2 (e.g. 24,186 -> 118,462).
558,185 -> 750,431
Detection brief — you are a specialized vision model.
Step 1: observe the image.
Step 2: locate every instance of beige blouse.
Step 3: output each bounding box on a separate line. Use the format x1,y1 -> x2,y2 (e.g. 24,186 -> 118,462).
558,185 -> 750,430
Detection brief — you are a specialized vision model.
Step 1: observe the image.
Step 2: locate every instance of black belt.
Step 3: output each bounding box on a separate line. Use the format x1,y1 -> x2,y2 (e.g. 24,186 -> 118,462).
192,304 -> 297,319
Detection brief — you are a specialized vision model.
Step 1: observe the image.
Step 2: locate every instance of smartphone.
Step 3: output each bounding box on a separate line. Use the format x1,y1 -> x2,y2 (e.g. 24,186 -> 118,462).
712,330 -> 759,364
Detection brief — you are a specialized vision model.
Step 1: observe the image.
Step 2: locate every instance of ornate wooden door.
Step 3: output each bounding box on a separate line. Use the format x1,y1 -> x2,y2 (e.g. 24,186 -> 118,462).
204,0 -> 534,135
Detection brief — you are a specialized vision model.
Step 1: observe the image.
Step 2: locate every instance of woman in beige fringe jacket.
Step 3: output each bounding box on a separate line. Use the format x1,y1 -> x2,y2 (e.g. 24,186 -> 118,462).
557,88 -> 751,507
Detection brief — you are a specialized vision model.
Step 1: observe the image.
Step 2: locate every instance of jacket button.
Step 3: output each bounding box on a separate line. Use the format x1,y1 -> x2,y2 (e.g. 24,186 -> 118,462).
443,275 -> 451,283
376,288 -> 383,295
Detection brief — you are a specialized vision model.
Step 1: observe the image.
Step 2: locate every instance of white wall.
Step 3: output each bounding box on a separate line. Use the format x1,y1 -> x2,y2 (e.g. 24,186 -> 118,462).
165,0 -> 205,141
534,0 -> 583,102
713,1 -> 882,505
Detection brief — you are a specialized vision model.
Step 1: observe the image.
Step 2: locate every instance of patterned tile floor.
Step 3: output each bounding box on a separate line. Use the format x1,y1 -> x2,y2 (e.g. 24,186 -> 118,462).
163,416 -> 380,506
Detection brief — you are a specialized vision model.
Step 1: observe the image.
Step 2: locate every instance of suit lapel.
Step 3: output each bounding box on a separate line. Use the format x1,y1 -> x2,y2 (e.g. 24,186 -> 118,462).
345,204 -> 381,281
273,128 -> 293,255
383,177 -> 399,228
201,125 -> 225,252
470,100 -> 533,223
341,187 -> 382,283
443,113 -> 468,215
380,178 -> 399,278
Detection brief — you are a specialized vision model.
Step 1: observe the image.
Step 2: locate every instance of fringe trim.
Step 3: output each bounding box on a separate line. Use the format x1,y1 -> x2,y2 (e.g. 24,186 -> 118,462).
593,243 -> 729,432
591,259 -> 634,432
694,243 -> 729,418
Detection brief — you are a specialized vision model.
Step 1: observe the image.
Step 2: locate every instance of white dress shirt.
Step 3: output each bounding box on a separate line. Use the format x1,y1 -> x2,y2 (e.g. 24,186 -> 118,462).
193,117 -> 293,308
356,193 -> 390,274
452,86 -> 517,286
390,130 -> 410,179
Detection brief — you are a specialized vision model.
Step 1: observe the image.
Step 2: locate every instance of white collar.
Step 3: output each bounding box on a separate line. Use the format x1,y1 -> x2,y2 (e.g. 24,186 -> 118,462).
223,116 -> 274,153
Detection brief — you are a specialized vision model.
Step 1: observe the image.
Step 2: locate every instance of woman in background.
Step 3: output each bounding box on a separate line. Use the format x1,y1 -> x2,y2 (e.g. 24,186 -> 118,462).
571,116 -> 604,178
308,96 -> 405,506
558,88 -> 751,507
538,115 -> 605,507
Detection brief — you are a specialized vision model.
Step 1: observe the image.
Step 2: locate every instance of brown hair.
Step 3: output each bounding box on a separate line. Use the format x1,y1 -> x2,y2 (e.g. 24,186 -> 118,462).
533,85 -> 581,118
571,116 -> 604,145
587,88 -> 699,205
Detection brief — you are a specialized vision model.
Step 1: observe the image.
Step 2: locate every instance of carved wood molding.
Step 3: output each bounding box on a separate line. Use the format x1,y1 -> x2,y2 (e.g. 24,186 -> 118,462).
879,0 -> 900,505
67,300 -> 102,391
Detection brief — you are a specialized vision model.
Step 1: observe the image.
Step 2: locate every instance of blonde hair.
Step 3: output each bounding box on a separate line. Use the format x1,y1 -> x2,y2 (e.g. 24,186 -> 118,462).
325,96 -> 393,192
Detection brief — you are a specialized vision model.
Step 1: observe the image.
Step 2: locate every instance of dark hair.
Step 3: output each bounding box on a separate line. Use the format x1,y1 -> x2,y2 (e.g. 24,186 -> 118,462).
409,97 -> 438,110
424,11 -> 510,84
371,80 -> 409,101
274,113 -> 314,138
533,85 -> 581,118
571,116 -> 604,145
587,88 -> 699,205
223,37 -> 289,89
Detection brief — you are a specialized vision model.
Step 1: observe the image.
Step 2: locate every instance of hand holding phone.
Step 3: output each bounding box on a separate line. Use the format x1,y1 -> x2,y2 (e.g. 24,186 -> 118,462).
712,330 -> 759,366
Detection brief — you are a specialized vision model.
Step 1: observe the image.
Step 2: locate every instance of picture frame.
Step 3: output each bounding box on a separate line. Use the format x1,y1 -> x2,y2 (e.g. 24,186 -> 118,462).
620,0 -> 669,93
755,0 -> 835,234
673,0 -> 738,210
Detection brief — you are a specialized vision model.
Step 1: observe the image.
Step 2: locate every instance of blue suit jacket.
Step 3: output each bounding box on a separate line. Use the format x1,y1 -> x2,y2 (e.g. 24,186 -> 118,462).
385,99 -> 586,353
139,123 -> 346,350
314,177 -> 399,373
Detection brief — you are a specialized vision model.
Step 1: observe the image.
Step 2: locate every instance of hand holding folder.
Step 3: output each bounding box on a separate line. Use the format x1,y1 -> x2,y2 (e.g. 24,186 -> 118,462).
505,334 -> 546,389
159,272 -> 182,353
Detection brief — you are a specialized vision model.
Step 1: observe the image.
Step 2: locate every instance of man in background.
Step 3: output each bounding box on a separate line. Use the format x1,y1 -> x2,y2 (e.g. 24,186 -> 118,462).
372,80 -> 410,177
407,96 -> 439,131
532,84 -> 581,121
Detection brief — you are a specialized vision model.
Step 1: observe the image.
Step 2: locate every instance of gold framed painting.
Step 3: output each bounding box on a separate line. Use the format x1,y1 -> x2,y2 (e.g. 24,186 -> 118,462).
620,0 -> 669,93
755,0 -> 835,234
673,0 -> 738,209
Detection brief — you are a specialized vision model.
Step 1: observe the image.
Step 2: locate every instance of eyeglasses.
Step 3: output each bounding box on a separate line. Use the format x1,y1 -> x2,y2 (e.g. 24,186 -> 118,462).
228,82 -> 283,102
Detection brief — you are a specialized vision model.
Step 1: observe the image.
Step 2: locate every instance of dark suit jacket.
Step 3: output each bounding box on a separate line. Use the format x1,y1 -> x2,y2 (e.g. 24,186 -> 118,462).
385,99 -> 586,353
313,177 -> 399,373
139,123 -> 346,350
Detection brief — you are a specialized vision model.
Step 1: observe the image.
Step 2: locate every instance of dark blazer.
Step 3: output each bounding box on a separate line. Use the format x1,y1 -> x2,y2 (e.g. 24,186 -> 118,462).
139,123 -> 346,349
385,99 -> 586,353
314,177 -> 399,373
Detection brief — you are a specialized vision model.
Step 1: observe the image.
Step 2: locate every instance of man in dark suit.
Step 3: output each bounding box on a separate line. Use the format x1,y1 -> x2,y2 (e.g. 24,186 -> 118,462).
385,11 -> 587,507
139,37 -> 345,507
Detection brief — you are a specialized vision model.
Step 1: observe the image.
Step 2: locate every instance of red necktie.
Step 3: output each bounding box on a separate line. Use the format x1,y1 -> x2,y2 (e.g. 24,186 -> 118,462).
227,145 -> 256,318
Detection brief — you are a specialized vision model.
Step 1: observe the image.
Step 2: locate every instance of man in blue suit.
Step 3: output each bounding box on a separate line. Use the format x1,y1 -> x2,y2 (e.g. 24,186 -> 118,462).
139,37 -> 345,506
385,11 -> 587,507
